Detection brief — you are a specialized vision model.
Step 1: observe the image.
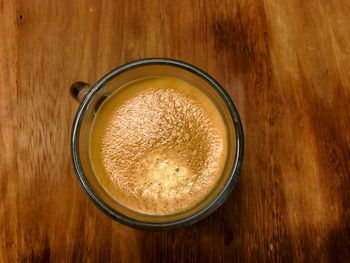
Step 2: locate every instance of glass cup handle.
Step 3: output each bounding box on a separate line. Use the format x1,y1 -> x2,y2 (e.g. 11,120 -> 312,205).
70,81 -> 92,102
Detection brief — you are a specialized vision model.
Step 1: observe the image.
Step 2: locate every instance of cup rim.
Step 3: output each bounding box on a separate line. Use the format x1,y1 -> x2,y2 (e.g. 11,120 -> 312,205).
71,58 -> 244,230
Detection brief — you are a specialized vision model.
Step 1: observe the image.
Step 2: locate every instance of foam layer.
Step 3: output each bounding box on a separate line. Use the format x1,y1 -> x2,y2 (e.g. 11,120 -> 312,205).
89,77 -> 227,214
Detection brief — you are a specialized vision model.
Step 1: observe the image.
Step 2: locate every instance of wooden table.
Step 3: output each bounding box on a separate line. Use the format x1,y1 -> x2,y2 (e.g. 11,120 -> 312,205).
1,0 -> 349,262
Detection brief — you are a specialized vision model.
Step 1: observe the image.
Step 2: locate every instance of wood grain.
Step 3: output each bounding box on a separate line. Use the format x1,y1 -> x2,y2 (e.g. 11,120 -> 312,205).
1,0 -> 350,262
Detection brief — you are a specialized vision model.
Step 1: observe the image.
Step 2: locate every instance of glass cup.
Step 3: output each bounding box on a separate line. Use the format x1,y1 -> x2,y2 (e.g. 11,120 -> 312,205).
70,58 -> 244,230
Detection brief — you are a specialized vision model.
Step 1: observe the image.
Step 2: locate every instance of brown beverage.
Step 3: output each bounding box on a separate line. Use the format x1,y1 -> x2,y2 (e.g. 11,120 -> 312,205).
89,77 -> 227,215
